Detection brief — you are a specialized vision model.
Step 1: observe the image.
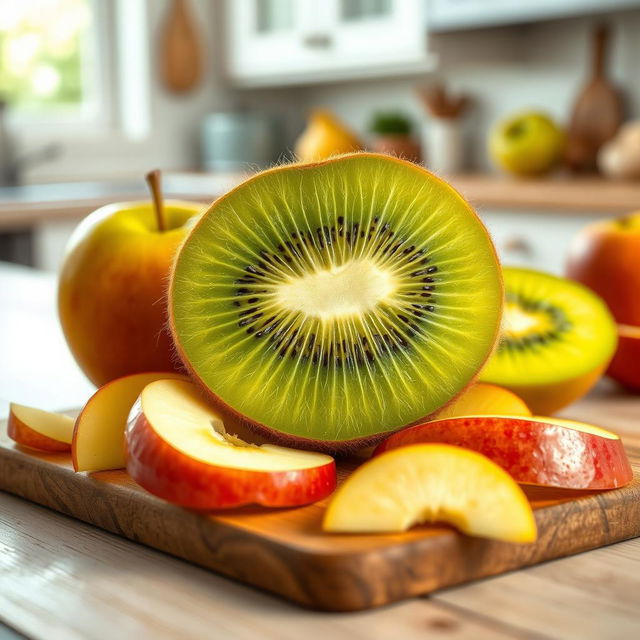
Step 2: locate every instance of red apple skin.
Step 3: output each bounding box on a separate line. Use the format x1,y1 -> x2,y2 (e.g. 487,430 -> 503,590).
567,217 -> 640,325
125,406 -> 337,510
607,325 -> 640,391
8,414 -> 70,452
374,416 -> 633,490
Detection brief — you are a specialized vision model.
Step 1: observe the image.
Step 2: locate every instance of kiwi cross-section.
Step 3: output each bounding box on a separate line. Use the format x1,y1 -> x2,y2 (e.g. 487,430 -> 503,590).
481,266 -> 617,415
170,153 -> 502,451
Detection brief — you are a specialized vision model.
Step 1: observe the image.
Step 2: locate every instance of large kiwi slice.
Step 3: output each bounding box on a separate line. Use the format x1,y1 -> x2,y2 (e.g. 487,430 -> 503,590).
170,154 -> 502,450
480,266 -> 617,414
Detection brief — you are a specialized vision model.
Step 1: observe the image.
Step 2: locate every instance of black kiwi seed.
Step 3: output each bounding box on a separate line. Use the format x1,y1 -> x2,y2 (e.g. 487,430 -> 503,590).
232,216 -> 439,368
500,294 -> 572,351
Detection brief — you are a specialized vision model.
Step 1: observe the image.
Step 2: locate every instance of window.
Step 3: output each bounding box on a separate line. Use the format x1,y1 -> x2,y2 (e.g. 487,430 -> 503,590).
0,0 -> 151,140
341,0 -> 392,21
255,0 -> 294,34
0,0 -> 96,118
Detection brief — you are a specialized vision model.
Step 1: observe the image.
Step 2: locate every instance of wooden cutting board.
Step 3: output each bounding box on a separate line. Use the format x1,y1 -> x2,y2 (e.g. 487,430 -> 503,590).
0,429 -> 639,612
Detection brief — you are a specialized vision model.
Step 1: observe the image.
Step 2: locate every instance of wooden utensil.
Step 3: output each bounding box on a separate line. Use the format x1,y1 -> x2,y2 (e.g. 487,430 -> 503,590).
159,0 -> 203,94
566,25 -> 623,173
416,83 -> 471,120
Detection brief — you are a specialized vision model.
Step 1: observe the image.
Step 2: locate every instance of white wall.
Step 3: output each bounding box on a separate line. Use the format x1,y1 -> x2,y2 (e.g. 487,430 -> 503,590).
295,11 -> 640,171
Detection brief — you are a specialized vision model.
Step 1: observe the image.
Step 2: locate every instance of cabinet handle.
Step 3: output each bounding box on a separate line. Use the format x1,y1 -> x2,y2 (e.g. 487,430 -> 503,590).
302,33 -> 333,48
503,236 -> 534,256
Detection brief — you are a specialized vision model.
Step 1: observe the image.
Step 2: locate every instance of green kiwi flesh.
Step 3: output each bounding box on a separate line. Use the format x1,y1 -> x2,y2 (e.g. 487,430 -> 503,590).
170,154 -> 502,450
481,266 -> 617,386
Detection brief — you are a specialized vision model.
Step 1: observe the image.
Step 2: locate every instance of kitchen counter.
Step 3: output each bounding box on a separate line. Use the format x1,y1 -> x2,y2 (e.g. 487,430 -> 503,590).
448,173 -> 640,214
1,263 -> 640,639
1,171 -> 639,232
0,173 -> 245,230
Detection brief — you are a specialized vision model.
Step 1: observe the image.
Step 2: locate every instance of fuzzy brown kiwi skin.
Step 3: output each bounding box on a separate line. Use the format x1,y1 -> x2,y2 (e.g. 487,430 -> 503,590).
168,152 -> 504,455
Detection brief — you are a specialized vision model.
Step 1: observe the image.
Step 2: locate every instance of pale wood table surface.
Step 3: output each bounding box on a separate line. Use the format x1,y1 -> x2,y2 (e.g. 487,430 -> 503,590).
1,262 -> 639,640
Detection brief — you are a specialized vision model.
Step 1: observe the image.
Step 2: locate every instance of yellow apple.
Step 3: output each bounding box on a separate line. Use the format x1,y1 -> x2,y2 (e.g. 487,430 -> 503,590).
489,112 -> 564,176
58,175 -> 204,386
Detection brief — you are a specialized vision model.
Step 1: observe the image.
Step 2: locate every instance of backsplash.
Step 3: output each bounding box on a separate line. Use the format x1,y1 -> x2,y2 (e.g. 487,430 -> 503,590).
292,11 -> 640,171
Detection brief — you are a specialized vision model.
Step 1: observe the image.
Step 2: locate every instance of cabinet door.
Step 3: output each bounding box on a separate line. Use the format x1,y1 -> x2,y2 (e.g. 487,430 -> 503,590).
329,0 -> 428,71
227,0 -> 313,82
227,0 -> 433,85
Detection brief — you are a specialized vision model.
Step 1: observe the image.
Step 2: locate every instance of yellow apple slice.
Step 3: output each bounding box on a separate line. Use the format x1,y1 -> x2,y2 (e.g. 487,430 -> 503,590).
433,382 -> 531,420
8,403 -> 74,452
324,444 -> 537,543
72,371 -> 188,472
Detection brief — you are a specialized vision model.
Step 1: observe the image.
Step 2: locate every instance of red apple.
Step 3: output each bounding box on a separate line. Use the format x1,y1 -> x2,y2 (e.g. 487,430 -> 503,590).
607,324 -> 640,390
126,379 -> 337,509
375,415 -> 632,490
324,444 -> 537,542
567,213 -> 640,325
8,403 -> 74,452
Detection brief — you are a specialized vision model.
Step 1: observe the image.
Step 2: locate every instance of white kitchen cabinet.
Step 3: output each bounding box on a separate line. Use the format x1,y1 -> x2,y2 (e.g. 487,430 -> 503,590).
479,209 -> 601,276
429,0 -> 640,32
226,0 -> 434,86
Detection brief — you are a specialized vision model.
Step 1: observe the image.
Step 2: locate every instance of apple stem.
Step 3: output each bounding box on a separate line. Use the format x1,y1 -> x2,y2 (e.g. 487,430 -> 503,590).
146,169 -> 166,232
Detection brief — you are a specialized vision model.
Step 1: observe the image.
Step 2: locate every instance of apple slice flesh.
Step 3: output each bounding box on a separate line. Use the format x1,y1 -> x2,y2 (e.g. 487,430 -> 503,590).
8,403 -> 74,452
434,382 -> 531,420
72,371 -> 188,472
126,379 -> 336,509
375,415 -> 633,490
324,444 -> 537,542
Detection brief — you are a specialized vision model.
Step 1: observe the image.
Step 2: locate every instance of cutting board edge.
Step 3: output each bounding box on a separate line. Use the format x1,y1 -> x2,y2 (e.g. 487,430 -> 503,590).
2,443 -> 640,612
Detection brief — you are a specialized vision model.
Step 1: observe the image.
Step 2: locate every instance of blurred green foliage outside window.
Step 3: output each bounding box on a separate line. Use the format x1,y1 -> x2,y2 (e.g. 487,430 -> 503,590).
0,0 -> 91,114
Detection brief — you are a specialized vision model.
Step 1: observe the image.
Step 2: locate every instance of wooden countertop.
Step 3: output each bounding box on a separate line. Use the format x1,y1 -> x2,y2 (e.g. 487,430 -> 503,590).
0,173 -> 245,230
1,263 -> 639,639
448,173 -> 640,214
1,171 -> 639,231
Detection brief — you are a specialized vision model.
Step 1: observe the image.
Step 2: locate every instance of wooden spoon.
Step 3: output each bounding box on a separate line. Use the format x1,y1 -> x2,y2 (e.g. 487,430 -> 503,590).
566,25 -> 623,173
159,0 -> 203,94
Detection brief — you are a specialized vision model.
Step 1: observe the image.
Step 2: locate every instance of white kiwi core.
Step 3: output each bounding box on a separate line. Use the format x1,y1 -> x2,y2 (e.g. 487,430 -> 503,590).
502,301 -> 553,338
276,259 -> 397,320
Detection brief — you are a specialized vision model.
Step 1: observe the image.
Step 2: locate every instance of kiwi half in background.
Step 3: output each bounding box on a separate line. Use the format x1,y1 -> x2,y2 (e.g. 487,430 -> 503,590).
481,266 -> 617,415
170,153 -> 502,451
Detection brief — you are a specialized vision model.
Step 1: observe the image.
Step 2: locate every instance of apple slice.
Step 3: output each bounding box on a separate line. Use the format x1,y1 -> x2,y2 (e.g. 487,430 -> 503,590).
126,379 -> 336,509
375,416 -> 633,490
8,403 -> 74,452
434,382 -> 531,420
73,371 -> 188,472
324,444 -> 537,542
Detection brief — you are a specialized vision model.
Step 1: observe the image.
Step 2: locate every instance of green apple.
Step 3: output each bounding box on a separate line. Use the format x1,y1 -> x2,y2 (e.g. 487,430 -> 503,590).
58,171 -> 204,387
489,112 -> 564,176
